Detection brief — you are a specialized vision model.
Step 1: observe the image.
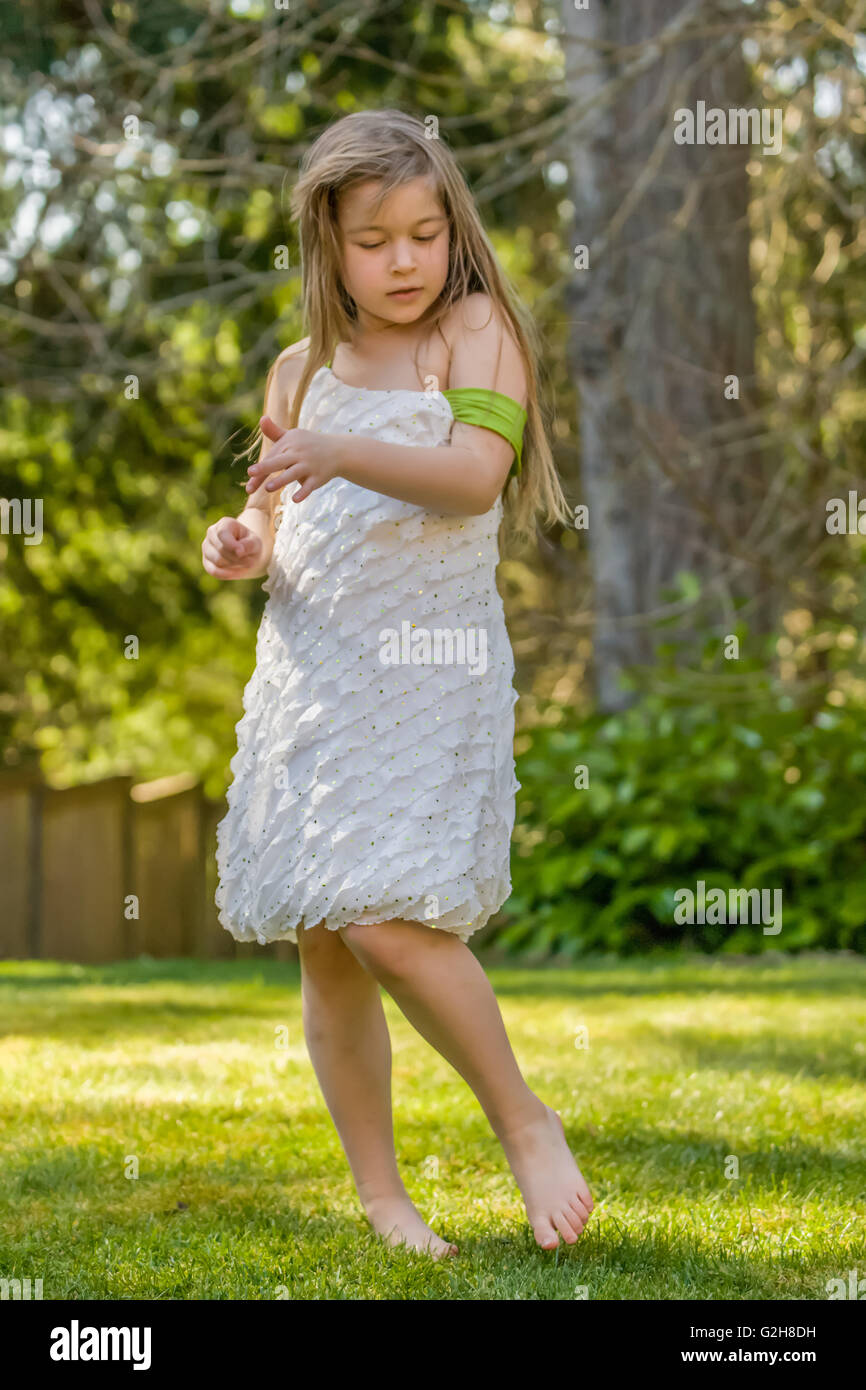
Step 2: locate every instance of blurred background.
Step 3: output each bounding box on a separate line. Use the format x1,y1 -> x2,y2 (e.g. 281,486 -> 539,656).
1,0 -> 863,963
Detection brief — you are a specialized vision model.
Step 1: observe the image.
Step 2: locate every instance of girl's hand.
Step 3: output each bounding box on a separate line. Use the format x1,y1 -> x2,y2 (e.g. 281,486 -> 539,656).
245,416 -> 340,503
201,516 -> 264,580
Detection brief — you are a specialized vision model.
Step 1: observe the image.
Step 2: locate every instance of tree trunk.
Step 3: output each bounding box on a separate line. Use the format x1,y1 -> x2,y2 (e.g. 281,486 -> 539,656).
562,0 -> 767,709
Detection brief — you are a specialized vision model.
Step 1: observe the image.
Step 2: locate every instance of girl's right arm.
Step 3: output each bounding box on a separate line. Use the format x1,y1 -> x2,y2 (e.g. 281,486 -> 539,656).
202,339 -> 310,581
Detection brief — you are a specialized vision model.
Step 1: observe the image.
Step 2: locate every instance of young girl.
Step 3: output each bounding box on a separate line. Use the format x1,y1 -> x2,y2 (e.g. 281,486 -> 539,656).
204,109 -> 593,1259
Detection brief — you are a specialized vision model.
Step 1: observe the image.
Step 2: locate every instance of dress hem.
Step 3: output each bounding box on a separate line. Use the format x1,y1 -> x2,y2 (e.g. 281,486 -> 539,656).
218,904 -> 505,948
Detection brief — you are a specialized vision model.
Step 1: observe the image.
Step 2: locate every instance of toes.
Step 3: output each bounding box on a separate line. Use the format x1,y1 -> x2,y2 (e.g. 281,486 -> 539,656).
569,1198 -> 589,1227
555,1112 -> 594,1212
425,1234 -> 458,1259
553,1208 -> 582,1244
431,1243 -> 458,1261
534,1219 -> 560,1250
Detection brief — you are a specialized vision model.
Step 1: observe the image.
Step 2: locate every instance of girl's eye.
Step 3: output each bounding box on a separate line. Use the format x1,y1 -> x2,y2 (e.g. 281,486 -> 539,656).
358,234 -> 438,249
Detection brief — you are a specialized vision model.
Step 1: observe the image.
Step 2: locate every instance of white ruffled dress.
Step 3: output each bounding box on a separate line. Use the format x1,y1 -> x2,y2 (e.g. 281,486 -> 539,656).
214,366 -> 520,945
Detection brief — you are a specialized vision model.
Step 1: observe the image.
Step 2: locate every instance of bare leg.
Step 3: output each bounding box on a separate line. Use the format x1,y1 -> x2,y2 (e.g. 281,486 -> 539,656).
339,918 -> 594,1250
296,921 -> 457,1258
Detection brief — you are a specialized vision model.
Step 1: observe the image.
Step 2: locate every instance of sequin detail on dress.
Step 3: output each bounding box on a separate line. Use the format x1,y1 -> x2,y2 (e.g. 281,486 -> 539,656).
214,366 -> 521,945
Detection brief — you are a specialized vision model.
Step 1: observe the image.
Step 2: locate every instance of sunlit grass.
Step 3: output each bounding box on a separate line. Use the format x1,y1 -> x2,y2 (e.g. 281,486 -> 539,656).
1,953 -> 864,1299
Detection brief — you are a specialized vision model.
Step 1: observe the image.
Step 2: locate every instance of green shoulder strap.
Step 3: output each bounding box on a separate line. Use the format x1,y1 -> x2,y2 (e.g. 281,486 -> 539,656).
441,386 -> 526,482
322,362 -> 526,483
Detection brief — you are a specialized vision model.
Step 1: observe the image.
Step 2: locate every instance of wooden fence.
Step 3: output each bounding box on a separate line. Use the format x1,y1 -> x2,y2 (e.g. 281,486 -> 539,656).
0,770 -> 297,962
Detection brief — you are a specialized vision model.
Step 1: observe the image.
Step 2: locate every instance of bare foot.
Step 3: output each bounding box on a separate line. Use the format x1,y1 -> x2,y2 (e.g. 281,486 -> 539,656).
499,1102 -> 594,1250
364,1194 -> 458,1260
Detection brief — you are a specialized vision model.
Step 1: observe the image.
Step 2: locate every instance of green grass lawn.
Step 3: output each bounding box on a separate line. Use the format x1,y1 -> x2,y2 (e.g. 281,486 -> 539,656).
1,951 -> 864,1300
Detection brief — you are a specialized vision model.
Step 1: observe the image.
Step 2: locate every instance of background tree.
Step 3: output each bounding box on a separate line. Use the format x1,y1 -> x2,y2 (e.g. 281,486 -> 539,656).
0,0 -> 862,774
564,0 -> 766,709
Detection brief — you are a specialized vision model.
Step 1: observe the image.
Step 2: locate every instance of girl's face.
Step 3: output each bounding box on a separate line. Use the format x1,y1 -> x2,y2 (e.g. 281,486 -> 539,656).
336,175 -> 450,330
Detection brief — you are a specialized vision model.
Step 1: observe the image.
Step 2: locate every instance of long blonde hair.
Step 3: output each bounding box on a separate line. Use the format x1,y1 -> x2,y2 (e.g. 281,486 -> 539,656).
251,108 -> 571,544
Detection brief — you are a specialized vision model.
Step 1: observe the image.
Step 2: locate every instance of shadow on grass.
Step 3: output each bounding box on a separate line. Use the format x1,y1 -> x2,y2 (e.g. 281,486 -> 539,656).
639,1024 -> 866,1083
443,1223 -> 836,1300
2,952 -> 864,996
4,1118 -> 863,1204
0,996 -> 295,1042
1,1147 -> 848,1300
1,954 -> 864,1048
482,953 -> 866,1001
0,959 -> 301,990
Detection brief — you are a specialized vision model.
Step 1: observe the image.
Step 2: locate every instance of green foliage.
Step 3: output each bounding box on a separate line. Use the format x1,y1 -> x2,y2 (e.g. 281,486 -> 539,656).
0,1 -> 567,793
501,692 -> 866,959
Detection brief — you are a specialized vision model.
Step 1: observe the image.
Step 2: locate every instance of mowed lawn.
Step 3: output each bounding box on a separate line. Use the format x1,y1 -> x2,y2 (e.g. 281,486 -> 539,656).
0,952 -> 864,1301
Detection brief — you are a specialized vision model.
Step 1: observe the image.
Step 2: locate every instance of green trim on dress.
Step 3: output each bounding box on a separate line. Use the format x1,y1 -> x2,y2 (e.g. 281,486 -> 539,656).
442,387 -> 526,482
323,361 -> 526,483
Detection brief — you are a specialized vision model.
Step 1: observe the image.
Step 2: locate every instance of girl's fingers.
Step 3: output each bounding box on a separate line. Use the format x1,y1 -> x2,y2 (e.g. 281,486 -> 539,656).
203,557 -> 244,579
248,446 -> 293,477
203,545 -> 258,577
205,550 -> 240,571
247,460 -> 279,477
260,415 -> 285,442
246,469 -> 282,491
214,523 -> 251,552
246,460 -> 293,491
264,471 -> 300,492
248,442 -> 293,469
205,536 -> 250,566
207,530 -> 239,555
202,520 -> 261,578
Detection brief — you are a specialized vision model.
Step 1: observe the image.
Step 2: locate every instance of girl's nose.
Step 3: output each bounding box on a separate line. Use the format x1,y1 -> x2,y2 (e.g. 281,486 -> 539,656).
390,241 -> 417,270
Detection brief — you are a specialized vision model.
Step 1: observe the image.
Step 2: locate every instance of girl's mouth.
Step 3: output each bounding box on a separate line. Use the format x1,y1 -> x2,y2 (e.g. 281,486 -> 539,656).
387,287 -> 422,299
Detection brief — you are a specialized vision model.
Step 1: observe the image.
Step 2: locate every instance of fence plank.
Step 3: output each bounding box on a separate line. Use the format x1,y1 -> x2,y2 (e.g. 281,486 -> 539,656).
40,777 -> 132,962
0,771 -> 41,958
0,770 -> 299,963
130,776 -> 203,958
202,796 -> 237,959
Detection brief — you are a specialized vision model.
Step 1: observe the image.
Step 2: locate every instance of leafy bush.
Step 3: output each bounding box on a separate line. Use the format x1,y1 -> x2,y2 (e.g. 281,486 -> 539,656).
498,695 -> 866,958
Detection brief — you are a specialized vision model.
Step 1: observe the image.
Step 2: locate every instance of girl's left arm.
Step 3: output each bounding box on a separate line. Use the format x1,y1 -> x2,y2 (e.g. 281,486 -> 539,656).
246,297 -> 527,517
336,435 -> 504,517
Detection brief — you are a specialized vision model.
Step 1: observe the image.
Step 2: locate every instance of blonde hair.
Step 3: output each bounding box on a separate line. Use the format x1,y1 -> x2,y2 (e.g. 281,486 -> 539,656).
251,108 -> 571,545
